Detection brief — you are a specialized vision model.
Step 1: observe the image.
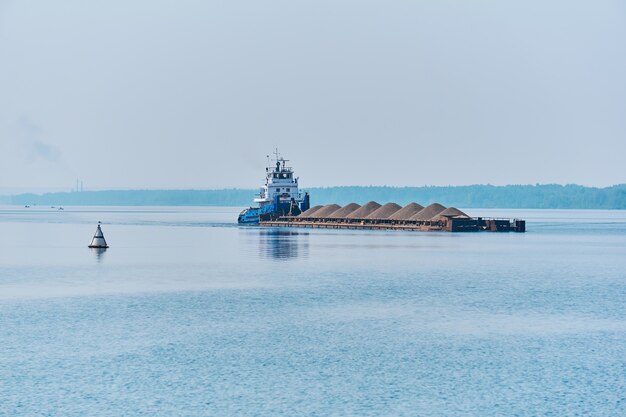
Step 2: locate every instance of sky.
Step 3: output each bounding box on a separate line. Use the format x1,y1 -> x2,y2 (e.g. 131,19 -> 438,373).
0,0 -> 625,192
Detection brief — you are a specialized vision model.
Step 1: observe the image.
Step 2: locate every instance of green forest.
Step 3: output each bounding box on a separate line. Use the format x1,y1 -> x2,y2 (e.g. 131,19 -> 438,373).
3,184 -> 625,209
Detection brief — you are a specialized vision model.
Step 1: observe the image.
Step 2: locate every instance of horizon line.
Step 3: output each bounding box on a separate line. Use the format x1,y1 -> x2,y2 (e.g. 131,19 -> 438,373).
2,182 -> 625,196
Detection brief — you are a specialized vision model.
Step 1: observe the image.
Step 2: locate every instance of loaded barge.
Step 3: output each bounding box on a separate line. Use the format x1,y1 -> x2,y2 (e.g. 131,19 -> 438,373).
239,151 -> 525,233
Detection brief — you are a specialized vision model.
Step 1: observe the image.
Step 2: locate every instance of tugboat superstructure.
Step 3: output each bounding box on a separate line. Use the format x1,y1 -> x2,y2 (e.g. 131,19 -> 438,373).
238,150 -> 310,224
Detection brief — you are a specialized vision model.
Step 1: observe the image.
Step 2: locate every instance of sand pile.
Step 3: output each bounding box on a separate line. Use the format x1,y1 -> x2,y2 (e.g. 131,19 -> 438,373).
410,203 -> 447,221
327,203 -> 361,218
366,202 -> 403,220
431,207 -> 469,220
346,201 -> 382,219
388,202 -> 424,220
298,205 -> 323,217
311,204 -> 342,218
299,202 -> 460,222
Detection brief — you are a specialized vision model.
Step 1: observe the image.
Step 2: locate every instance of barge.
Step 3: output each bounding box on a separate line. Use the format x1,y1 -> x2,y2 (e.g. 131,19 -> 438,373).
261,201 -> 525,232
261,213 -> 525,232
239,151 -> 525,233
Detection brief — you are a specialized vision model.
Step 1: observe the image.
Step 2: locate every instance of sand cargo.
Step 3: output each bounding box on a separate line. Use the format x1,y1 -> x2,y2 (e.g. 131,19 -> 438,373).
262,201 -> 525,232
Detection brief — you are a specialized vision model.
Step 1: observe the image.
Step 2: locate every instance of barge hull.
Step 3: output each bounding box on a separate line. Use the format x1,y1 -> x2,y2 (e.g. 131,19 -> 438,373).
260,217 -> 525,232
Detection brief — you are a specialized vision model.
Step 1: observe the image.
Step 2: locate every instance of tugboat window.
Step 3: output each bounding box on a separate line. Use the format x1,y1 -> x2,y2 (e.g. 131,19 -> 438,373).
286,188 -> 290,192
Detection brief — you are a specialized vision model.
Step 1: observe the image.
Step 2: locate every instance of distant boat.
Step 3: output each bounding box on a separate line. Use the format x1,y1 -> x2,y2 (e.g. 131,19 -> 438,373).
88,222 -> 109,248
25,205 -> 30,208
58,207 -> 64,210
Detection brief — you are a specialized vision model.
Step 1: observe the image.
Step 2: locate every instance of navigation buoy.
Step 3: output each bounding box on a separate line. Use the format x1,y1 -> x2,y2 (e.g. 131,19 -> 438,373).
88,222 -> 109,248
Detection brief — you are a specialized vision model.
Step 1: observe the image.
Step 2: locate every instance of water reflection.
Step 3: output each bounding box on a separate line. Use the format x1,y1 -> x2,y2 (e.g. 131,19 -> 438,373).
258,229 -> 308,261
90,247 -> 107,262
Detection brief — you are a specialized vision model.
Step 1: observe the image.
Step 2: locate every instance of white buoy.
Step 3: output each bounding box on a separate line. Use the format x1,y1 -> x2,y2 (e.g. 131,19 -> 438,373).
88,222 -> 109,248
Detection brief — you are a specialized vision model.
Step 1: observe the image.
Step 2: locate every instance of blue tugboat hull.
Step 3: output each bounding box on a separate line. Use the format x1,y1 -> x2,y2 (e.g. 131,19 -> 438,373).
238,194 -> 310,225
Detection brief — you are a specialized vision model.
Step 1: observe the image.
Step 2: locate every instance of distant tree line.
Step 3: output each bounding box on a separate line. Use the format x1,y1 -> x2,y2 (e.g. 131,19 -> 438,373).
311,184 -> 626,209
2,184 -> 625,209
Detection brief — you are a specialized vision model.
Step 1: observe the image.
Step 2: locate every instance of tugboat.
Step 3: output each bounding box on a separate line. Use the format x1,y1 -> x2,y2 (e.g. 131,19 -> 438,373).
238,150 -> 310,224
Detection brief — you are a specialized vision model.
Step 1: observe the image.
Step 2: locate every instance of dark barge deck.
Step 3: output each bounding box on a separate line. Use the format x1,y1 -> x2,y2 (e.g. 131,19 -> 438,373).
261,217 -> 526,233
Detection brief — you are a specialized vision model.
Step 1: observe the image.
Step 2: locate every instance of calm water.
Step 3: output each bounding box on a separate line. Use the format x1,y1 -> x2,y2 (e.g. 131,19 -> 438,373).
1,206 -> 625,416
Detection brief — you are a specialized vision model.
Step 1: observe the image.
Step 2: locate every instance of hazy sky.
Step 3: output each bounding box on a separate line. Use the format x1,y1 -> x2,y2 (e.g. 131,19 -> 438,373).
1,0 -> 624,192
